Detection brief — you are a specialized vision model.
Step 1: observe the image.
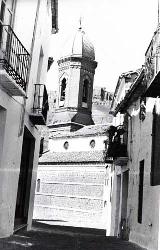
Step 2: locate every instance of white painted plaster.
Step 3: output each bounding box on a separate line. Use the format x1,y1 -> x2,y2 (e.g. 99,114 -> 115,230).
49,135 -> 107,152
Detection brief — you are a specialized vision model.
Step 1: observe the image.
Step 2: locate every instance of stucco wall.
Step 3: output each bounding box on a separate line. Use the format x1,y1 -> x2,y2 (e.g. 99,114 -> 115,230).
0,89 -> 23,237
49,135 -> 107,152
108,93 -> 160,249
126,97 -> 160,250
14,0 -> 51,114
0,0 -> 52,236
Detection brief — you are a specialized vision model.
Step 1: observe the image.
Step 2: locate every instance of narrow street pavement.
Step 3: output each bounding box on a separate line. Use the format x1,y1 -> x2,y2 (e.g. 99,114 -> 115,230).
0,221 -> 146,250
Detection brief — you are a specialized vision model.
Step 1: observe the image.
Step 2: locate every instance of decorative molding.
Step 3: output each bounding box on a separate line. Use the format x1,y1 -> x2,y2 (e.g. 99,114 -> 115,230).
59,66 -> 70,71
58,56 -> 97,69
55,107 -> 78,113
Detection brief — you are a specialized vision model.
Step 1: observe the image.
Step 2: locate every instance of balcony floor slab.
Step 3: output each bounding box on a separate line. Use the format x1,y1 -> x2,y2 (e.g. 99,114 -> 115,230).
0,69 -> 26,97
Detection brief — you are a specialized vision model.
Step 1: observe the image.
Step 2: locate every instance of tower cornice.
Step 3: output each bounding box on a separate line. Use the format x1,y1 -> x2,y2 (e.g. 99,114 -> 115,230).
57,56 -> 97,69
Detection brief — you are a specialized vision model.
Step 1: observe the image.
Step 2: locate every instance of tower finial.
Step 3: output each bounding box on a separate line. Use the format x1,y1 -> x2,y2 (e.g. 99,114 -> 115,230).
79,17 -> 82,30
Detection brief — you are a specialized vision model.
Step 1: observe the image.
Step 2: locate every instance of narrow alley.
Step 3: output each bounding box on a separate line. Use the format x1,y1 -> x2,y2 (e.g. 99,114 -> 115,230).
0,222 -> 146,250
1,1 -> 160,250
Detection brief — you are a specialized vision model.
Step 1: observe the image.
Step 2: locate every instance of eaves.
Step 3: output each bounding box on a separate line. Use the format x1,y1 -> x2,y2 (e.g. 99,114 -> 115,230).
113,69 -> 145,115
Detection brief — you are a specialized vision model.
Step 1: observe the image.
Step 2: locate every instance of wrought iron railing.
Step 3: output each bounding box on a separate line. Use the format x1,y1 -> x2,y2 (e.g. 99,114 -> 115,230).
32,84 -> 49,124
107,141 -> 127,159
0,25 -> 30,91
106,125 -> 128,159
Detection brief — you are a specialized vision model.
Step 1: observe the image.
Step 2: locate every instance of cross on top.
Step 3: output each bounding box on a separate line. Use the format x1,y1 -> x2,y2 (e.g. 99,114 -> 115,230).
79,17 -> 82,30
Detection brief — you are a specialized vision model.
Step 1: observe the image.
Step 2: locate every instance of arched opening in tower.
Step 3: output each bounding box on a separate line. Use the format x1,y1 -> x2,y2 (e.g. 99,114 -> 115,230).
82,79 -> 89,105
60,78 -> 66,102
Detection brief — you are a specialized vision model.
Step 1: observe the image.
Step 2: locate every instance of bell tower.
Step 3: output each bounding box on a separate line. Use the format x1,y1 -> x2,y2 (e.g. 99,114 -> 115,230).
51,26 -> 97,132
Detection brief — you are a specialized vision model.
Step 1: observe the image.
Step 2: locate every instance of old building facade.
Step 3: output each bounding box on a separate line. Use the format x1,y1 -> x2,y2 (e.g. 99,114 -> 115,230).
105,24 -> 160,250
0,0 -> 58,237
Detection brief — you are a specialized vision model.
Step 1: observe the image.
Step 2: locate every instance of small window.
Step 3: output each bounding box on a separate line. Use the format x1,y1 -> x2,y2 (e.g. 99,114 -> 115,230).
39,137 -> 44,157
100,88 -> 105,101
90,139 -> 95,148
60,78 -> 66,101
64,141 -> 69,150
82,79 -> 89,103
36,179 -> 41,192
151,105 -> 160,185
138,160 -> 144,224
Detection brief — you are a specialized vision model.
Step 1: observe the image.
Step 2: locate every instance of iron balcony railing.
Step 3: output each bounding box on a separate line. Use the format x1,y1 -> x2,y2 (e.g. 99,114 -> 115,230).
107,125 -> 128,159
107,139 -> 127,159
0,25 -> 30,91
30,84 -> 49,125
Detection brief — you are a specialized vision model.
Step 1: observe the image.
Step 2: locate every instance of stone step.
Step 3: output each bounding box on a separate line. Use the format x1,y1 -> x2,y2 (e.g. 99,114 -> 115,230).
37,171 -> 105,184
33,205 -> 103,223
35,193 -> 103,211
39,182 -> 103,198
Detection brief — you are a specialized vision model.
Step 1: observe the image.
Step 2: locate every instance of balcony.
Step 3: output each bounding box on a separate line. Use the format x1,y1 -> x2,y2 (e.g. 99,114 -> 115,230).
106,125 -> 128,166
30,84 -> 49,125
0,25 -> 30,96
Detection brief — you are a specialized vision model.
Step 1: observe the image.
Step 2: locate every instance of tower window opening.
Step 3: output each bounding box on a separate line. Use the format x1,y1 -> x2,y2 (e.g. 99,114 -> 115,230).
82,79 -> 89,103
60,78 -> 66,101
64,141 -> 69,150
90,139 -> 95,148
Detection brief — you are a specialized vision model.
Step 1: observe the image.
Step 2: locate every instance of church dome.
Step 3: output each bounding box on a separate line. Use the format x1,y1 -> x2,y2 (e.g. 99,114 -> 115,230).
60,27 -> 95,61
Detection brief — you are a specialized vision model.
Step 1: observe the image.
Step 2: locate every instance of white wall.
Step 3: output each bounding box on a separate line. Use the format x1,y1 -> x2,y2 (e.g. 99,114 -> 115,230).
14,0 -> 51,113
13,0 -> 38,52
108,81 -> 160,249
125,97 -> 160,250
49,135 -> 107,152
0,0 -> 52,236
0,88 -> 23,237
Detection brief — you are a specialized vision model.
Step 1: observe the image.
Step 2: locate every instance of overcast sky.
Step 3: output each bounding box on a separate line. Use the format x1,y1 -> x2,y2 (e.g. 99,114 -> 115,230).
47,0 -> 158,93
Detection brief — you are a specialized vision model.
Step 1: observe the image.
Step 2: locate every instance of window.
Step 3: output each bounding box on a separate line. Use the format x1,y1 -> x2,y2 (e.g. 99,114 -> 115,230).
138,160 -> 144,224
0,106 -> 7,164
36,179 -> 41,192
151,105 -> 160,185
60,78 -> 66,101
90,139 -> 95,148
39,137 -> 44,157
51,0 -> 58,33
63,141 -> 69,150
100,88 -> 105,101
82,79 -> 89,103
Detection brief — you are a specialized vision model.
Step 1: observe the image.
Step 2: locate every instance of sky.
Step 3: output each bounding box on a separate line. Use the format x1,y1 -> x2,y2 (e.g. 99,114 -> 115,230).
47,0 -> 158,93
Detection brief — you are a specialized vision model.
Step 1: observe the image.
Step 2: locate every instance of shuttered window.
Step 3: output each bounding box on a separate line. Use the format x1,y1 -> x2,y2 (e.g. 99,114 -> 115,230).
138,160 -> 144,223
151,105 -> 160,185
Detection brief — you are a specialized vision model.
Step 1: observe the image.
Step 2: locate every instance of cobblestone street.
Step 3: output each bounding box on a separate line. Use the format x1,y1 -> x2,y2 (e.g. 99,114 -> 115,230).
0,221 -> 146,250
